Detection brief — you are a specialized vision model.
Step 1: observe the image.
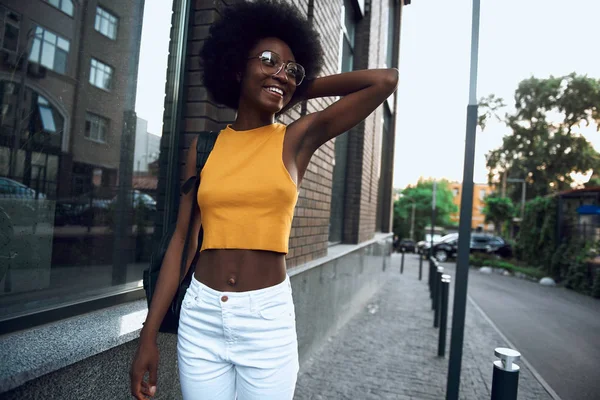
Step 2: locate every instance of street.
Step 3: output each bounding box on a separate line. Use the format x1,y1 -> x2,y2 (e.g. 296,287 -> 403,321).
440,259 -> 600,400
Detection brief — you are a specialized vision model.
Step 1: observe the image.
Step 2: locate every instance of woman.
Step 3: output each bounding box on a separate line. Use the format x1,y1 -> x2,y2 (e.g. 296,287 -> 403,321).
130,1 -> 398,399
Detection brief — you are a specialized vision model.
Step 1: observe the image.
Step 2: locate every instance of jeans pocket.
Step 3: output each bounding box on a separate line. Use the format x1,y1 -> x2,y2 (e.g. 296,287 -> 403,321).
181,290 -> 196,309
257,295 -> 293,320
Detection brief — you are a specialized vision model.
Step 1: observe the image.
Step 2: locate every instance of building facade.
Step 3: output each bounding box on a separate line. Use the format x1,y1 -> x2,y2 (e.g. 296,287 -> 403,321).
449,181 -> 495,231
0,1 -> 409,397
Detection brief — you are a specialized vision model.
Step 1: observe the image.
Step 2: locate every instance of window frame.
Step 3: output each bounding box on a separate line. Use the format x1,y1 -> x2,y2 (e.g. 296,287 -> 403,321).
0,6 -> 20,53
94,5 -> 119,40
0,0 -> 193,336
29,25 -> 71,75
84,112 -> 109,144
89,57 -> 114,91
329,0 -> 358,245
42,0 -> 74,17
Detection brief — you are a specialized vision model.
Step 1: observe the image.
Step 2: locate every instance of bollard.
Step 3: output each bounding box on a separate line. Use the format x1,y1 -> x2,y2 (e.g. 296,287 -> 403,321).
433,266 -> 444,317
419,253 -> 423,280
429,258 -> 436,298
491,348 -> 521,400
400,250 -> 405,274
437,274 -> 451,356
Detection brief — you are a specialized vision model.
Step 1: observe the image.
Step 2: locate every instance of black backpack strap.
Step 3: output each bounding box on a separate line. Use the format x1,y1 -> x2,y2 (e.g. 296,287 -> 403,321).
179,131 -> 219,283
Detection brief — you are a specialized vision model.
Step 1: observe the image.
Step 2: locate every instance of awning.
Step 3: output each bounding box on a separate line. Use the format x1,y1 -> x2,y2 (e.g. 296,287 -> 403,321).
577,205 -> 600,215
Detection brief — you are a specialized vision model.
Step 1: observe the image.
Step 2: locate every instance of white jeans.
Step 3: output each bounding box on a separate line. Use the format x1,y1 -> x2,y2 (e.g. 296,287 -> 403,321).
177,274 -> 299,399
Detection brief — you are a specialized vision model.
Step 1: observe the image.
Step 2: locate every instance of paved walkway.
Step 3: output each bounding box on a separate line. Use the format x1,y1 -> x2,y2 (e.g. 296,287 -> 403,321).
294,253 -> 553,400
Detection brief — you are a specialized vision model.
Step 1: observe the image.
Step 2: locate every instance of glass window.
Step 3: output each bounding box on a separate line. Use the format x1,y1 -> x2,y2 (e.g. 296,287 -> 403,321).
386,0 -> 396,68
479,189 -> 486,200
94,6 -> 118,40
329,0 -> 357,244
0,6 -> 20,53
85,113 -> 108,143
453,188 -> 459,197
39,105 -> 57,133
43,0 -> 74,17
29,26 -> 70,74
89,58 -> 113,90
0,0 -> 176,331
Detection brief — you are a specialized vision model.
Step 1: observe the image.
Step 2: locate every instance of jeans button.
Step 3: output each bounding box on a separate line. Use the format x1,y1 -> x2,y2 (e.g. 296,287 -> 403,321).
221,296 -> 228,302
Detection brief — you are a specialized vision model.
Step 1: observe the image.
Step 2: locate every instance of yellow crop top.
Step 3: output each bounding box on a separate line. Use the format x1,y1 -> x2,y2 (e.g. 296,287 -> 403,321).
197,123 -> 298,253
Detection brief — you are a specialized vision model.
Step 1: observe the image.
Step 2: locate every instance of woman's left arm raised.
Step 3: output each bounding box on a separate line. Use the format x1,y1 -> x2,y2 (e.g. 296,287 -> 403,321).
289,68 -> 399,155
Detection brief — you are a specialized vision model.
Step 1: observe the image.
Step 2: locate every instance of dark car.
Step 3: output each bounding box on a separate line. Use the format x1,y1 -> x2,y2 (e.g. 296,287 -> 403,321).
0,178 -> 47,225
397,239 -> 416,253
431,234 -> 512,262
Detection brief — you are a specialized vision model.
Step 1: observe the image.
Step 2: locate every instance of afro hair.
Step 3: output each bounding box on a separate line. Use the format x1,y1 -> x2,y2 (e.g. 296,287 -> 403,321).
200,0 -> 324,110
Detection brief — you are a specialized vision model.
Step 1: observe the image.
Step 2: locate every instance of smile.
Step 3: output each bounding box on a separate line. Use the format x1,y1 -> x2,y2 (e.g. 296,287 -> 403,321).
264,86 -> 284,98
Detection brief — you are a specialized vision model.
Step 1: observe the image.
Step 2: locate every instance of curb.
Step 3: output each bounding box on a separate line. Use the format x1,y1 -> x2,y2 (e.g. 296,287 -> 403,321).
467,294 -> 563,400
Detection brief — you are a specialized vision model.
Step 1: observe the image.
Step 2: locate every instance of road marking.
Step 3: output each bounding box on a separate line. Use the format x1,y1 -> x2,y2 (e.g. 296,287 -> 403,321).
467,294 -> 563,400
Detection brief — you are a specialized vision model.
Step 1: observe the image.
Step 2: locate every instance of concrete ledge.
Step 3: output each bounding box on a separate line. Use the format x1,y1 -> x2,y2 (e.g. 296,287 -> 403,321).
0,232 -> 392,396
0,300 -> 148,393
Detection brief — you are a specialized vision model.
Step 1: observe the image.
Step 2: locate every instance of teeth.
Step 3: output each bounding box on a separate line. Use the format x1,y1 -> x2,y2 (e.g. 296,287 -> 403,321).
268,87 -> 283,95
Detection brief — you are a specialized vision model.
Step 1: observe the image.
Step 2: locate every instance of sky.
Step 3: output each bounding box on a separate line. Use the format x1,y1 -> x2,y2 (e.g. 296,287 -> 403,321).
134,0 -> 599,186
394,0 -> 600,189
134,0 -> 173,136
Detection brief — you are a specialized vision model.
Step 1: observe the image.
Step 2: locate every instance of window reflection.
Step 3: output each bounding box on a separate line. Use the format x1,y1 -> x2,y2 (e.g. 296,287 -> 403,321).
94,6 -> 118,40
0,0 -> 172,323
43,0 -> 74,17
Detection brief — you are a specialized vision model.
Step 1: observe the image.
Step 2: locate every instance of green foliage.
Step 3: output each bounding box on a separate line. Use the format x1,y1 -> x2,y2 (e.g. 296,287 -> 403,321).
592,270 -> 600,298
469,254 -> 546,280
515,196 -> 557,272
478,94 -> 506,132
563,241 -> 594,294
393,178 -> 458,241
483,194 -> 515,234
481,74 -> 600,203
515,194 -> 598,296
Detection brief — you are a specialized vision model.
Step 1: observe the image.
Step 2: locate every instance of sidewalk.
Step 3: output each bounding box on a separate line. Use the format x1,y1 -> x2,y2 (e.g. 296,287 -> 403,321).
294,253 -> 553,400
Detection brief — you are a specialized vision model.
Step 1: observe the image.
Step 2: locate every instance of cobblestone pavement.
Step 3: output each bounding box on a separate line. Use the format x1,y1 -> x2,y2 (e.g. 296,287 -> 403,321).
294,254 -> 554,400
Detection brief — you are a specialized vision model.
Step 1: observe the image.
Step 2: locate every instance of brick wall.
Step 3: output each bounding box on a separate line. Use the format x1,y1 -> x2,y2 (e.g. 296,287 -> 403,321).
162,0 -> 397,268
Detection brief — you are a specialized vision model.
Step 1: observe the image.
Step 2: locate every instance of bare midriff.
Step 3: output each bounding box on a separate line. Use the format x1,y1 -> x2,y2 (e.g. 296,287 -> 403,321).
194,249 -> 287,292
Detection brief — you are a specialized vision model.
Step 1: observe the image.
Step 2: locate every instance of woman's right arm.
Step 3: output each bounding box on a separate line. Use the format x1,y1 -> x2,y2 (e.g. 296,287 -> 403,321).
130,137 -> 201,400
140,136 -> 202,342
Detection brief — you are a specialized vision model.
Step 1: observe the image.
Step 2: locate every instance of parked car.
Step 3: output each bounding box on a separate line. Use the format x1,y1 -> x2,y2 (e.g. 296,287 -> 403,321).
0,178 -> 47,225
418,233 -> 458,256
431,233 -> 512,262
397,239 -> 416,253
54,192 -> 112,226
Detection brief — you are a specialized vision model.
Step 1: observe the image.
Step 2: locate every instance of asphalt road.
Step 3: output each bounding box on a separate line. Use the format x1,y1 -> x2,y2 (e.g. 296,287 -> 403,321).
440,261 -> 600,400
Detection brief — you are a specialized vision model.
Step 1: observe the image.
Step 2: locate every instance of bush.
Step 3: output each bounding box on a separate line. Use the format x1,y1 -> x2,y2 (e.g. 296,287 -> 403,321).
515,196 -> 557,272
469,254 -> 546,280
592,270 -> 600,299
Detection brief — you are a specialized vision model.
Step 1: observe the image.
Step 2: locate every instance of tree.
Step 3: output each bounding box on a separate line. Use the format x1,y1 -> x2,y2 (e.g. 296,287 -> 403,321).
481,74 -> 600,203
393,179 -> 458,241
483,194 -> 515,235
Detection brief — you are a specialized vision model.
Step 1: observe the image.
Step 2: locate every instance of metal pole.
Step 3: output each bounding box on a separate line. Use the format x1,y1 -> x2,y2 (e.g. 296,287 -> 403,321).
429,258 -> 434,298
400,249 -> 405,274
419,253 -> 423,280
491,348 -> 521,400
438,274 -> 451,357
434,266 -> 443,323
447,0 -> 480,399
9,29 -> 34,179
520,181 -> 526,219
410,202 -> 416,240
430,180 -> 437,260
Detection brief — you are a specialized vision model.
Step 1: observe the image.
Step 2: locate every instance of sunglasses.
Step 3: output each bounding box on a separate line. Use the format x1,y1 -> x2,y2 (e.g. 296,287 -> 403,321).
248,50 -> 306,86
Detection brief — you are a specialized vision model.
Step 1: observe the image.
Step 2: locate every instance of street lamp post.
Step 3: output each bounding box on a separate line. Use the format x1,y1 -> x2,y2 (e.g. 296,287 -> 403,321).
399,194 -> 417,241
446,0 -> 481,399
507,178 -> 526,219
410,201 -> 416,241
430,180 -> 437,259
